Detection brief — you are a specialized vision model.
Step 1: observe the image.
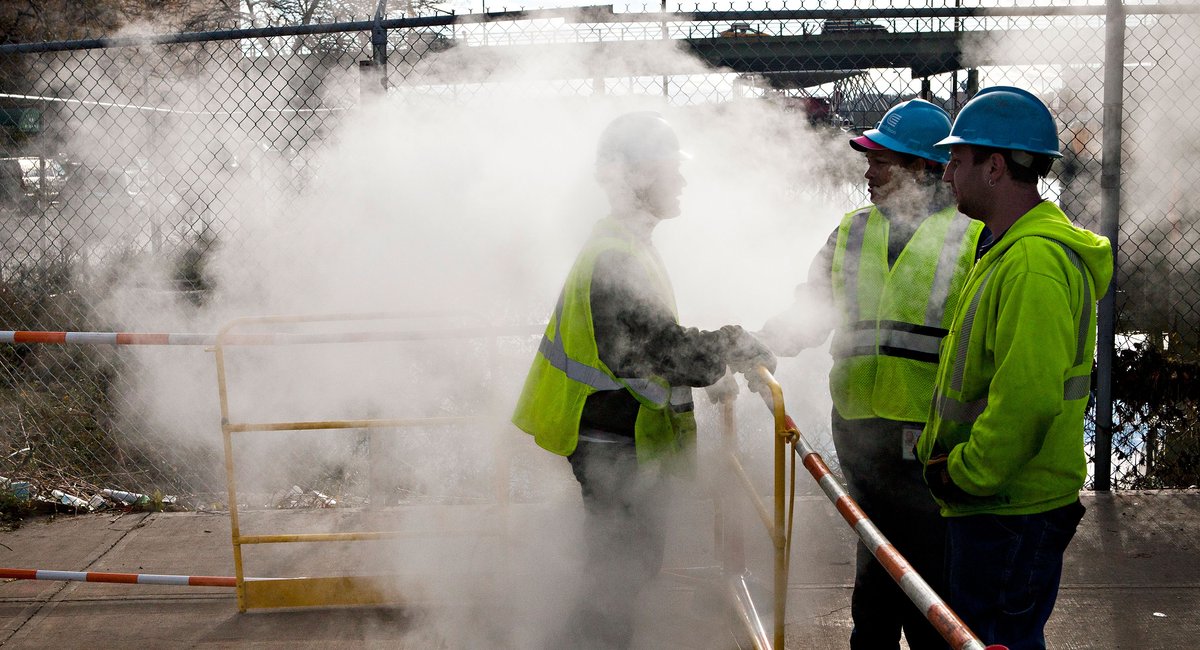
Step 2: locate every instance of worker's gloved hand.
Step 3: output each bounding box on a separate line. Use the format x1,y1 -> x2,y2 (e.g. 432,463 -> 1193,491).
720,326 -> 776,399
704,370 -> 740,404
924,454 -> 971,502
721,325 -> 778,376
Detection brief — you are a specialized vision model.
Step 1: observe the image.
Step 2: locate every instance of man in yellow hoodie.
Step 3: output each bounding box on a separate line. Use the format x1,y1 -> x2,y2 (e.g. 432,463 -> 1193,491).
918,86 -> 1113,649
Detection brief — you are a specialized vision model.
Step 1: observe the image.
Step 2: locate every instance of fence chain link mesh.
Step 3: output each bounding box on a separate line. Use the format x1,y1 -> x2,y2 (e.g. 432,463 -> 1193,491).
1,1 -> 1197,509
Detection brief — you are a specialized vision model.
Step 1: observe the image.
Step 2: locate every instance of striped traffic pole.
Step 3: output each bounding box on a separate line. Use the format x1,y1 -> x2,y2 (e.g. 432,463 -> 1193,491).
0,567 -> 236,588
0,331 -> 215,345
0,326 -> 537,347
782,412 -> 1007,650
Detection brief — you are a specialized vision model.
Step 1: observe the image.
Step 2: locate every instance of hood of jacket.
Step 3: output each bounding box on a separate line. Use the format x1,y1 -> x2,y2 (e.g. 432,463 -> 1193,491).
984,201 -> 1112,297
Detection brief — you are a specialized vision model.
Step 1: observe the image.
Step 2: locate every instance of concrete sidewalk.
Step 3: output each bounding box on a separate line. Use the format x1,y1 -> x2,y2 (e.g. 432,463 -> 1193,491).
1,490 -> 1197,649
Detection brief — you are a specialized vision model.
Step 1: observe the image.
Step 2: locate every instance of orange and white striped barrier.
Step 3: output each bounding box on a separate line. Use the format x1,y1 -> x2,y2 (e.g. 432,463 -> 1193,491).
0,567 -> 236,588
779,409 -> 1007,650
0,325 -> 537,347
0,331 -> 215,345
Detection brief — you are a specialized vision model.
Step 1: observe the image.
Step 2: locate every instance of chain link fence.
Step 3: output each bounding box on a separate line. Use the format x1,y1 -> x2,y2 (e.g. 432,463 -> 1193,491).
1,1 -> 1197,510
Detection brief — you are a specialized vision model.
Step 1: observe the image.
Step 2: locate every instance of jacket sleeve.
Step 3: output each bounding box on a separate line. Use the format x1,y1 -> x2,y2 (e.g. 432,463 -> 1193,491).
756,227 -> 838,356
947,252 -> 1078,495
591,249 -> 731,388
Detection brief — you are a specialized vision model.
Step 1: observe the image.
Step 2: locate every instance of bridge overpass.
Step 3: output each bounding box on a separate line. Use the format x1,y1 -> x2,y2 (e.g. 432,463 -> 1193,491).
396,26 -> 1108,85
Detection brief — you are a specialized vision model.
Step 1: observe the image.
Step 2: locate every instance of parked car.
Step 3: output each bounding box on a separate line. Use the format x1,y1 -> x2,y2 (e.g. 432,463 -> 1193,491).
720,22 -> 769,38
396,29 -> 458,53
0,156 -> 68,208
59,159 -> 181,223
822,19 -> 887,34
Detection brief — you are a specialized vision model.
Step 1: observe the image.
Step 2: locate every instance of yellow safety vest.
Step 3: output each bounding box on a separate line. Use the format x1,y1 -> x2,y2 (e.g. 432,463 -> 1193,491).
829,204 -> 983,422
511,217 -> 697,465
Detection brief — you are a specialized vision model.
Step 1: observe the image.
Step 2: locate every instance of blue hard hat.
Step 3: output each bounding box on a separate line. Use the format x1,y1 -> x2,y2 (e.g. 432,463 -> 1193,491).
936,86 -> 1062,158
849,98 -> 952,164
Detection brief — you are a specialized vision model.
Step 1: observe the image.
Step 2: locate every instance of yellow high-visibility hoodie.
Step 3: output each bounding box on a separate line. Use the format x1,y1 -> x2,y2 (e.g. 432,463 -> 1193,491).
918,201 -> 1113,516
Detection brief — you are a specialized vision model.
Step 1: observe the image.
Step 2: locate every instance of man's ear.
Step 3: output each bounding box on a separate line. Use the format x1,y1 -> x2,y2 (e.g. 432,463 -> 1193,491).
904,157 -> 927,175
988,152 -> 1008,183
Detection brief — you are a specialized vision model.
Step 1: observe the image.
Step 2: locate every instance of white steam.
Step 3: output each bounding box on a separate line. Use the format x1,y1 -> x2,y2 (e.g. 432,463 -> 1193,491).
47,12 -> 871,647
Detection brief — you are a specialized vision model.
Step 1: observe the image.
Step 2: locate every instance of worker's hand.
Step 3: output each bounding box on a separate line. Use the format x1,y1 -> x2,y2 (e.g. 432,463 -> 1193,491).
924,454 -> 970,502
704,370 -> 739,404
721,325 -> 777,376
744,371 -> 770,402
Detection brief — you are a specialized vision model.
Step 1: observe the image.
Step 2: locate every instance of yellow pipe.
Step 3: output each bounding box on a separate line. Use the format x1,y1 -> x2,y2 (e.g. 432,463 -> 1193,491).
756,366 -> 790,650
237,530 -> 501,544
718,398 -> 744,582
214,346 -> 246,611
774,431 -> 786,649
224,416 -> 481,432
726,450 -> 776,536
216,310 -> 473,331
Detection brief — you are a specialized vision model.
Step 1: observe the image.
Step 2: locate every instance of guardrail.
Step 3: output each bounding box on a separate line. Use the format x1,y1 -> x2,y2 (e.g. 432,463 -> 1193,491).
733,366 -> 1006,650
212,312 -> 522,611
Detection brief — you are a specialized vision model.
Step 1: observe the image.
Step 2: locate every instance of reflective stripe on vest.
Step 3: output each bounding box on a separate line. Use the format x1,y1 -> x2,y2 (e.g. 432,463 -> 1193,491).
936,238 -> 1093,424
537,297 -> 693,411
877,321 -> 949,363
831,321 -> 876,360
840,208 -> 872,325
833,320 -> 948,363
829,208 -> 875,362
927,214 -> 975,325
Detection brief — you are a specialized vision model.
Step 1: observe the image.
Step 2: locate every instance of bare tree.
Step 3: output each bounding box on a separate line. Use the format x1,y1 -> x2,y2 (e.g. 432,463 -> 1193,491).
0,1 -> 132,43
169,1 -> 444,60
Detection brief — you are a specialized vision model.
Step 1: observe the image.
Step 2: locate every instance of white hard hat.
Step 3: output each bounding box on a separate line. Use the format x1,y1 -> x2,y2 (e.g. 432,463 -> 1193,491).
596,111 -> 690,166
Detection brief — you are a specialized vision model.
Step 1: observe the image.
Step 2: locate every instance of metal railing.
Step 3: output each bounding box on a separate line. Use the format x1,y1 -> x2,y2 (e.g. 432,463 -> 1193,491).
719,368 -> 1000,650
213,313 -> 516,611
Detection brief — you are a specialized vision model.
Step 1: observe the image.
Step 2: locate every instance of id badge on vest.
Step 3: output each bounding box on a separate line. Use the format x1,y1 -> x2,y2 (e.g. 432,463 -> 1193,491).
902,425 -> 922,461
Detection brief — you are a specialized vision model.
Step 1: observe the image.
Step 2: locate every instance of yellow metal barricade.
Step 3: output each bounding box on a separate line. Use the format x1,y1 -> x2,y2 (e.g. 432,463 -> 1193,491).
213,313 -> 527,611
716,367 -> 798,650
722,368 -> 998,650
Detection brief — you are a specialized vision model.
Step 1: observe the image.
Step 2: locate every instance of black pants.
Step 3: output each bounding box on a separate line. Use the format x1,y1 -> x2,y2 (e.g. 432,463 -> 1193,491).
560,438 -> 671,650
946,501 -> 1085,650
832,411 -> 949,650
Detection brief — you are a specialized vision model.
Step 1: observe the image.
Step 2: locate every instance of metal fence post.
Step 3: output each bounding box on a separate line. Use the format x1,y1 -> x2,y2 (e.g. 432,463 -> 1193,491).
373,0 -> 389,89
1094,0 -> 1126,492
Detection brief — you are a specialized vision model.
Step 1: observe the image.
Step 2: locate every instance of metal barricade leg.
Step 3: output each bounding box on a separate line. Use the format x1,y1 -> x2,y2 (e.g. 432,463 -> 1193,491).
718,396 -> 773,650
754,366 -> 1006,650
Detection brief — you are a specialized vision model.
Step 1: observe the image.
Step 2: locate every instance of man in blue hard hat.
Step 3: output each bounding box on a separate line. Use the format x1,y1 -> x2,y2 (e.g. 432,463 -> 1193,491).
917,86 -> 1112,649
758,98 -> 984,649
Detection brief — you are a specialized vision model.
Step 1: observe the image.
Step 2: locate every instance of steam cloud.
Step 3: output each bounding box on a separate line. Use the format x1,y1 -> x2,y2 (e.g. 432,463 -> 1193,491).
37,9 -> 882,646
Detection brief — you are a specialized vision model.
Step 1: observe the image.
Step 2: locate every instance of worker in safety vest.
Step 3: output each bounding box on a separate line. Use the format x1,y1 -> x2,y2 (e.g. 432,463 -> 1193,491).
757,98 -> 983,650
512,111 -> 776,649
918,86 -> 1112,649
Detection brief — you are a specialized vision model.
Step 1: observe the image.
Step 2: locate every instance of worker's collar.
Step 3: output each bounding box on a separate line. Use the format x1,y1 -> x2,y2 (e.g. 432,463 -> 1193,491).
877,183 -> 954,222
609,208 -> 661,240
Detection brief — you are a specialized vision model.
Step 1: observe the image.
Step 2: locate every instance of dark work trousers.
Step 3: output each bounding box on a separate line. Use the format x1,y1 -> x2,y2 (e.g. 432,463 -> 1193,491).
945,500 -> 1085,650
832,411 -> 949,650
561,437 -> 671,650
